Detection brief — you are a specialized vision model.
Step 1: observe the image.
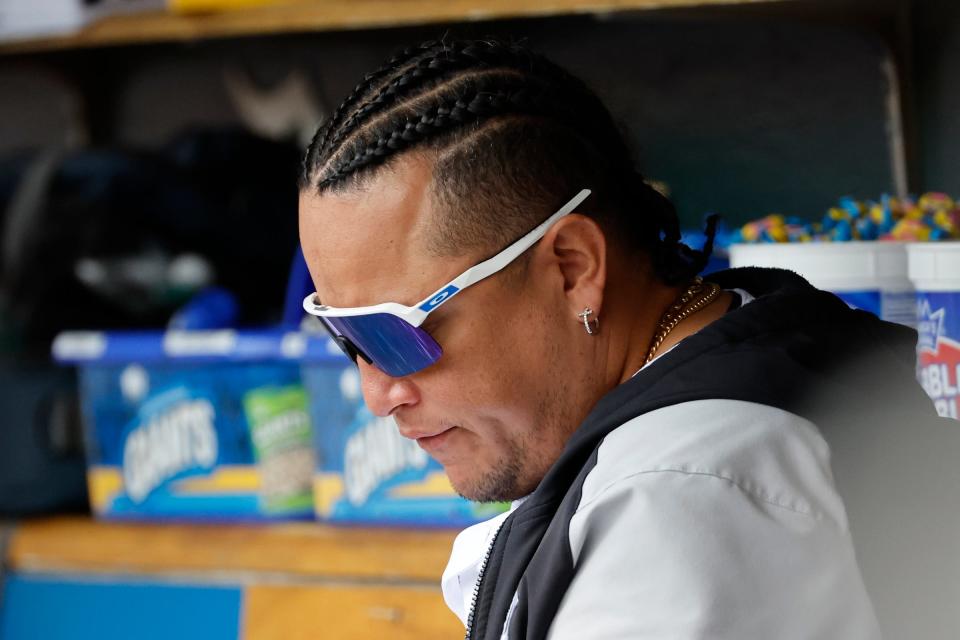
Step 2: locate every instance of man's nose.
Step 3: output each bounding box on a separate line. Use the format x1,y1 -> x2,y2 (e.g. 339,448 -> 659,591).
356,359 -> 420,416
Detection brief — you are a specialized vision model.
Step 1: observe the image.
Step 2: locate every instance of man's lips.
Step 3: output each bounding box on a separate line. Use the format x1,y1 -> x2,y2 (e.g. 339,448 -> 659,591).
396,416 -> 451,440
396,421 -> 457,452
415,428 -> 455,452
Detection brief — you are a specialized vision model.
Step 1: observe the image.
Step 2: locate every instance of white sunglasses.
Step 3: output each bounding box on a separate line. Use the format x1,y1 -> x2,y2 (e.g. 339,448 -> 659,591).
302,188 -> 592,376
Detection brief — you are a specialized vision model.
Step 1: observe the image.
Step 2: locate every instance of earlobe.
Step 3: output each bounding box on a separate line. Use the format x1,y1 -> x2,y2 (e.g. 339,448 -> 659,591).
546,214 -> 608,318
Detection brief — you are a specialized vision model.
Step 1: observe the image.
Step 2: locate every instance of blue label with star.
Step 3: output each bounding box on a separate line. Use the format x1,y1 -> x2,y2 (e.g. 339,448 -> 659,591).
916,291 -> 960,420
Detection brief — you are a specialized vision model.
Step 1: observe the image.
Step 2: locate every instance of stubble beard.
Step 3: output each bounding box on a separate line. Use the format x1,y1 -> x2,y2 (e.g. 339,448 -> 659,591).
455,437 -> 527,503
452,384 -> 568,504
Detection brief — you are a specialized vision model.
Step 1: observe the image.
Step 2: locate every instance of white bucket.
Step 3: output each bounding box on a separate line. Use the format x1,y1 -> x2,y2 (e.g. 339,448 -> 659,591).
908,242 -> 960,419
729,242 -> 914,326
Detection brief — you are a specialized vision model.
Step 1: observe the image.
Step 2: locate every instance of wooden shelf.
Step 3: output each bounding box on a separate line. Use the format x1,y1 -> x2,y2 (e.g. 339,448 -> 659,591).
7,516 -> 458,583
0,0 -> 795,54
243,584 -> 462,639
5,517 -> 465,638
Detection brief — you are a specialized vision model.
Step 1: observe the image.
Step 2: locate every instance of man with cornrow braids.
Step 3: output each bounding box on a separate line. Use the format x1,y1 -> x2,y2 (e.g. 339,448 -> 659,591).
300,38 -> 930,638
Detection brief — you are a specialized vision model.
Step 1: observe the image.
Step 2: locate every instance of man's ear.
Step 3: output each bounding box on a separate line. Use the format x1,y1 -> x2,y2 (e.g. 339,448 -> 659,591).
540,213 -> 607,318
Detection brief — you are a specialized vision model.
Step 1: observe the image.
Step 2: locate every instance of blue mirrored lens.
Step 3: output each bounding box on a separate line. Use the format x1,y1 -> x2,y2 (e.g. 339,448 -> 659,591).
324,313 -> 442,377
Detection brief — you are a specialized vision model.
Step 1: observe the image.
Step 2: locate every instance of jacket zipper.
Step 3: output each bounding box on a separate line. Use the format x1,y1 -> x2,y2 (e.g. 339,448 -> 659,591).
464,521 -> 505,640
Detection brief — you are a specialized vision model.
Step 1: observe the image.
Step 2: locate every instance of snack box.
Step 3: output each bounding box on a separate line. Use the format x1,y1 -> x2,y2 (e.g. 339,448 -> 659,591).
52,329 -> 320,520
53,328 -> 505,525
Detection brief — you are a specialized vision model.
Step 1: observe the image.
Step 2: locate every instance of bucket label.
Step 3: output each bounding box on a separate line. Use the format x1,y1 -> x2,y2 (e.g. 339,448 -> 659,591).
917,292 -> 960,420
838,289 -> 916,327
881,290 -> 917,328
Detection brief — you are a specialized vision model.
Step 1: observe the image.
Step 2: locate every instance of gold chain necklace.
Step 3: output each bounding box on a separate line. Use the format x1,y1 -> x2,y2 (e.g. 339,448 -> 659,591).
644,276 -> 721,365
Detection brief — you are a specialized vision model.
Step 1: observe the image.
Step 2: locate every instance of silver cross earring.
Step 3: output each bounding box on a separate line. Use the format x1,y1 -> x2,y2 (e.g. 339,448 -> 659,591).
578,307 -> 599,335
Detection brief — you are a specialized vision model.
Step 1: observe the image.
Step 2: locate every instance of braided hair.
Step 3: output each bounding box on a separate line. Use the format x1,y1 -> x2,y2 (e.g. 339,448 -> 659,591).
300,38 -> 716,283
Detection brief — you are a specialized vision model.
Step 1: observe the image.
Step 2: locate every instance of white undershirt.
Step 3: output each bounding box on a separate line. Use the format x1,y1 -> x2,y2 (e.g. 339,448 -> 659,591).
441,498 -> 526,626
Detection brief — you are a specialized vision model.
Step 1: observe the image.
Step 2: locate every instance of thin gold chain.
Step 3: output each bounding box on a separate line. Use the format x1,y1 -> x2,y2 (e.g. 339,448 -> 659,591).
644,276 -> 722,365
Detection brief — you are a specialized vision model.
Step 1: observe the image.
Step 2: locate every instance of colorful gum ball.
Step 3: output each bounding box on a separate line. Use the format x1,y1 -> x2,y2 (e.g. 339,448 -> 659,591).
735,192 -> 960,243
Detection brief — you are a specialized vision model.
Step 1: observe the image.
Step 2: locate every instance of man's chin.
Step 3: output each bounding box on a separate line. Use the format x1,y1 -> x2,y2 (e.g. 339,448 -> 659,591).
445,462 -> 524,504
443,466 -> 483,501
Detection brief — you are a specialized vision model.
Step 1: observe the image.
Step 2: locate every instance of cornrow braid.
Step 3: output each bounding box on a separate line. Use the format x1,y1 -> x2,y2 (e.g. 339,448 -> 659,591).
321,39 -> 597,166
300,38 -> 717,284
318,82 -> 577,191
322,49 -> 486,157
313,42 -> 436,160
